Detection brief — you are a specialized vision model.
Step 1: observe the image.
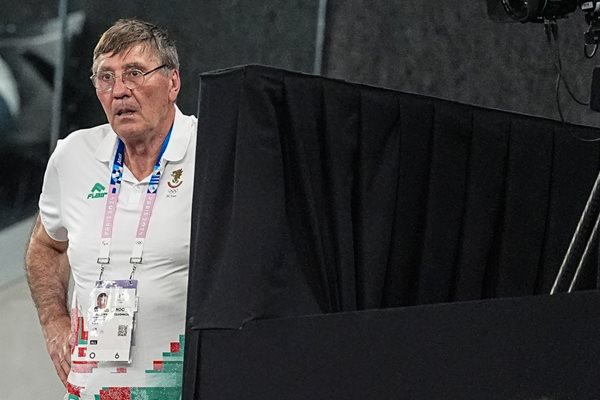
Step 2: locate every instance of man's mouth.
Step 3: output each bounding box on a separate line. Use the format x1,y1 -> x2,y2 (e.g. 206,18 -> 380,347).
115,108 -> 136,117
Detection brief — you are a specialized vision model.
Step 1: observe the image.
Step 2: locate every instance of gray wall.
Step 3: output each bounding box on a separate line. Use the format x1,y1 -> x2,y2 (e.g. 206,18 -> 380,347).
323,2 -> 600,126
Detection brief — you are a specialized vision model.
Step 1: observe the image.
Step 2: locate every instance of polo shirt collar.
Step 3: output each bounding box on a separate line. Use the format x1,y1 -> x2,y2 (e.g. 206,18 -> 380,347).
163,106 -> 192,162
94,105 -> 192,163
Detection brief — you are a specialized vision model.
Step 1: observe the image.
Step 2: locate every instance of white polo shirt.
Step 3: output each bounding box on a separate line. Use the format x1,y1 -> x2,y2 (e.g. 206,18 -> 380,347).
39,106 -> 196,400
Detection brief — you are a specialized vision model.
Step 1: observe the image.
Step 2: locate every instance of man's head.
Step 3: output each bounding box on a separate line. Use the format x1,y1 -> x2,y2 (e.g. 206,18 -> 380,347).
92,19 -> 179,74
91,19 -> 181,142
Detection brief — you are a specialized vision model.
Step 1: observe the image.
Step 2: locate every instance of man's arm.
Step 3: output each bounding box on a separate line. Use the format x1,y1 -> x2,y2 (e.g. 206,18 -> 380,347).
25,214 -> 71,387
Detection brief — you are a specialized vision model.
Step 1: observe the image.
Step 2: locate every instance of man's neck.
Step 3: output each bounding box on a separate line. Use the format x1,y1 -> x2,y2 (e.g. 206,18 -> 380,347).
122,124 -> 172,181
123,139 -> 165,181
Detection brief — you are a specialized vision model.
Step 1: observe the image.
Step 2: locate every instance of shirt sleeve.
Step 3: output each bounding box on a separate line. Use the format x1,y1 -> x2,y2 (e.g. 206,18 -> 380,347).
38,140 -> 68,242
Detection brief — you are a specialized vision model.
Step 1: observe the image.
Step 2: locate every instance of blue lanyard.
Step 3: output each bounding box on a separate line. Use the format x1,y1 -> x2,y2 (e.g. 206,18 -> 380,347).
97,127 -> 173,275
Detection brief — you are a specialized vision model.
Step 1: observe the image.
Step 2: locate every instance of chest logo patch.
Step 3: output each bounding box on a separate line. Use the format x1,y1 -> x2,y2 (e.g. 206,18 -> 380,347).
87,182 -> 108,199
168,169 -> 183,189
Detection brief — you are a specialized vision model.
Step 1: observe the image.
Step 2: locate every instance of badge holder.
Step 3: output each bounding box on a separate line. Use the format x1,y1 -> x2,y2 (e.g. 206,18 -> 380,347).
72,277 -> 138,363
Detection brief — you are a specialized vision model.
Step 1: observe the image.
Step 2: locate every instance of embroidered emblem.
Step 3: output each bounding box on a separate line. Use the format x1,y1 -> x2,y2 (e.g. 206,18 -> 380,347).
87,182 -> 108,199
168,169 -> 183,189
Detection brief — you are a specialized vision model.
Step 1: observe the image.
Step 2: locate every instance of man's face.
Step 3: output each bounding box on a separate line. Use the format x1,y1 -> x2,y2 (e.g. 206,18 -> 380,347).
94,44 -> 180,141
97,294 -> 108,309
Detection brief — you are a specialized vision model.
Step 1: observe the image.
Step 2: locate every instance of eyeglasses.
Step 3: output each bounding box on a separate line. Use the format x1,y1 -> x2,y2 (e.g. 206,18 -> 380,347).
90,64 -> 167,92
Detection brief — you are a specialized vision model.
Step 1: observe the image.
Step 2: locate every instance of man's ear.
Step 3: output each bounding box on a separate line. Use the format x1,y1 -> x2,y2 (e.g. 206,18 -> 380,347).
168,69 -> 181,102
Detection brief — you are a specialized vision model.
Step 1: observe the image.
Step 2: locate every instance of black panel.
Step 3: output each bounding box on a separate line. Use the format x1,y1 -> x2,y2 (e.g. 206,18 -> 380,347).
185,65 -> 600,399
197,291 -> 600,400
188,64 -> 600,328
453,108 -> 510,300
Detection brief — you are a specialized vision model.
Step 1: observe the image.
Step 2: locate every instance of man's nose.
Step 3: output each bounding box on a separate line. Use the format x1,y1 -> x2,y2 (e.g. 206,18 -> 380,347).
112,76 -> 131,97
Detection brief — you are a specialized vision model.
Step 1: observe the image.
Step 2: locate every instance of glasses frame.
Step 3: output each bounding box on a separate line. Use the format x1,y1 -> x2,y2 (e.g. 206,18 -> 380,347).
90,64 -> 168,92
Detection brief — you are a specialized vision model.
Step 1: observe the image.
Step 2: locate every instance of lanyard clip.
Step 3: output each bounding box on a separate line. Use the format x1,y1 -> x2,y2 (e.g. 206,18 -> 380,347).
98,263 -> 107,281
129,257 -> 142,280
97,258 -> 110,280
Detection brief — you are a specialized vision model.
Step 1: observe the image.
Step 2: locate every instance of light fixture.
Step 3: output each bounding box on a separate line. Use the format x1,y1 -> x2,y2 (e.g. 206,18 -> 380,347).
500,0 -> 578,22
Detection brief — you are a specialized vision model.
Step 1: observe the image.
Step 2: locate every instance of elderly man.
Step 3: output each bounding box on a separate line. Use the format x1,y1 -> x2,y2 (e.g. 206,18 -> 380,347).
25,19 -> 196,400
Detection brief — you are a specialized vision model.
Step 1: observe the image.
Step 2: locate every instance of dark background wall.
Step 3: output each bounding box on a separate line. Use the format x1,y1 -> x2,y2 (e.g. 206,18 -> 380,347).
323,2 -> 600,127
2,0 -> 600,137
67,0 -> 321,128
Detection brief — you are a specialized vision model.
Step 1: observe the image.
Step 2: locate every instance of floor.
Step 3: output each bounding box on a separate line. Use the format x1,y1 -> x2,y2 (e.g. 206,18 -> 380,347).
1,217 -> 66,399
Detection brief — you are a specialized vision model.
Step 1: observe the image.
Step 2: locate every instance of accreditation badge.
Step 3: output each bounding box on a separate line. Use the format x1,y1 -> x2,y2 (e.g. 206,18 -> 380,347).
72,280 -> 138,363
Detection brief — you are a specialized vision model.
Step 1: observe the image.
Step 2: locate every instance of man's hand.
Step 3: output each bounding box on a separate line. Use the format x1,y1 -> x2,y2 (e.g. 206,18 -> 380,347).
42,315 -> 72,386
25,215 -> 71,388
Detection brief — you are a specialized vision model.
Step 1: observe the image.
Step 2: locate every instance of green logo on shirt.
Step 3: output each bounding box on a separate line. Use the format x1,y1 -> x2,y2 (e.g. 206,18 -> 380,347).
87,182 -> 108,199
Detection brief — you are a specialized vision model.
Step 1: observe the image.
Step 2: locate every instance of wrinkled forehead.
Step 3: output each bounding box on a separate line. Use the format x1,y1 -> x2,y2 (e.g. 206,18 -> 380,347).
92,43 -> 159,72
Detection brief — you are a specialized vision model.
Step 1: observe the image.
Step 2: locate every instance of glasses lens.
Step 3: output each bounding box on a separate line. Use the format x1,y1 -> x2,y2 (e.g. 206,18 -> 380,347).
123,70 -> 145,90
92,73 -> 115,92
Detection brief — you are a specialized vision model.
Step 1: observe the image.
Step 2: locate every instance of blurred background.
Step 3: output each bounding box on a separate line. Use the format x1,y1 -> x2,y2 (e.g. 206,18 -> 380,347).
2,0 -> 600,397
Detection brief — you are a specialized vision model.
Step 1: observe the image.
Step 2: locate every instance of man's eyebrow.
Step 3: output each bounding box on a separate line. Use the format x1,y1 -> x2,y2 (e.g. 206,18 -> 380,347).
96,62 -> 144,72
124,62 -> 144,69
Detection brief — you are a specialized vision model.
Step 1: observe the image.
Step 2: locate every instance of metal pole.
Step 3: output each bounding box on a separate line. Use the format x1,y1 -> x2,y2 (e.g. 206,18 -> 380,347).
313,0 -> 328,76
551,167 -> 600,294
50,0 -> 68,154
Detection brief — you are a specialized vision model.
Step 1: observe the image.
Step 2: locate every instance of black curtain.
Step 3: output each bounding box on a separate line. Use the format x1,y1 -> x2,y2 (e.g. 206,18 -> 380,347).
186,65 -> 600,332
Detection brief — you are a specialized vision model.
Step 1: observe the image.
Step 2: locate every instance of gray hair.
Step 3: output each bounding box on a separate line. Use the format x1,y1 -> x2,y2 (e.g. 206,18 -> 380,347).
92,18 -> 179,72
